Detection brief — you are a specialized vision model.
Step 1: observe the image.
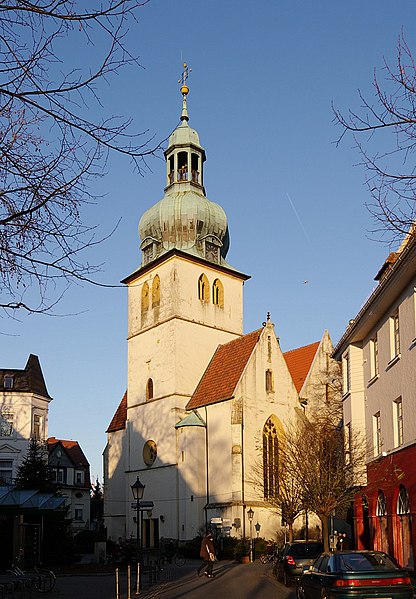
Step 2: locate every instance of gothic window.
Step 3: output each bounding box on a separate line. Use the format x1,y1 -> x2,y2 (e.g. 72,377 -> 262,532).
198,274 -> 209,302
146,378 -> 154,401
152,275 -> 160,307
212,279 -> 224,307
141,282 -> 150,313
265,369 -> 274,392
263,416 -> 279,499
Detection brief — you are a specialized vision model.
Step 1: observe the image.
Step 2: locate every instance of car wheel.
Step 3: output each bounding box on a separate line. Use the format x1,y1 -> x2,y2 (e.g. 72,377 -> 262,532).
297,581 -> 305,599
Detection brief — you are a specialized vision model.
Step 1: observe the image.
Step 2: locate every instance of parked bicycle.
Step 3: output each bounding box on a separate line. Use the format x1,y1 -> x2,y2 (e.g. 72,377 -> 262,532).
259,550 -> 279,564
11,564 -> 56,593
160,551 -> 186,567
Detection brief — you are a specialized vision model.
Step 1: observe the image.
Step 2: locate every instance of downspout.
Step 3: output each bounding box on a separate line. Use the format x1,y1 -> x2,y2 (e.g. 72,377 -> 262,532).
205,406 -> 209,532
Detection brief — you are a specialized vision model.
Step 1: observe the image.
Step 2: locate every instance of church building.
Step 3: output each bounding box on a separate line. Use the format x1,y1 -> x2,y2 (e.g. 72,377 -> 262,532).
103,72 -> 334,546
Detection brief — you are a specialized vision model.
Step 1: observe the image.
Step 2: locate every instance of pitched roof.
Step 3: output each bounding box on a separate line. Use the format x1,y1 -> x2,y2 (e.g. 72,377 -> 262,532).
186,329 -> 262,410
283,341 -> 320,393
106,391 -> 127,433
0,354 -> 51,398
47,437 -> 90,468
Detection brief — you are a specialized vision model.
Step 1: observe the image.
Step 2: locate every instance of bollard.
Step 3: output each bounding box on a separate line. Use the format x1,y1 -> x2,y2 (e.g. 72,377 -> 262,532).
135,562 -> 140,595
115,568 -> 120,599
127,564 -> 131,599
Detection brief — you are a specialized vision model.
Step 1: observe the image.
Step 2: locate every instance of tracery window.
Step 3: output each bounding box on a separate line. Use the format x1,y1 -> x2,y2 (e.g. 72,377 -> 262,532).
263,416 -> 279,499
212,279 -> 224,307
198,274 -> 209,302
397,485 -> 410,515
376,491 -> 386,517
152,275 -> 160,307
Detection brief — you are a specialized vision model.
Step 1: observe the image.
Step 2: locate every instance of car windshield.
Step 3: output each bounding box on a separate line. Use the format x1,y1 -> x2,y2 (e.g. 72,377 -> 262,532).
291,543 -> 324,558
338,553 -> 399,572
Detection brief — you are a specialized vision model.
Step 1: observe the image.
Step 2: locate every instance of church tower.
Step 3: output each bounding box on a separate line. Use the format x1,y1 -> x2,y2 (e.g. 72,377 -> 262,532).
118,68 -> 249,540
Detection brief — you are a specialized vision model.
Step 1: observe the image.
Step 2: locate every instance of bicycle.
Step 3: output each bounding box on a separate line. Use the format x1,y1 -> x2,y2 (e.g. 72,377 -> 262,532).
160,551 -> 186,567
259,550 -> 279,564
11,564 -> 56,593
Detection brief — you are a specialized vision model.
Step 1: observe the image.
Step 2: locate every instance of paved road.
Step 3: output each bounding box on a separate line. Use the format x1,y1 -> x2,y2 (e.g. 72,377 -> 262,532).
52,560 -> 296,599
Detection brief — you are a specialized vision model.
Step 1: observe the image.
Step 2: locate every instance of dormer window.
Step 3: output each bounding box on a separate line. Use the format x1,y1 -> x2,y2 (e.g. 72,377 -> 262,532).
3,375 -> 13,389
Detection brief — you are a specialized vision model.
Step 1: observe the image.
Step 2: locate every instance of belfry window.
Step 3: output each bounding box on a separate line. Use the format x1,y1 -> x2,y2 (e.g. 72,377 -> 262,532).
177,151 -> 188,182
198,274 -> 209,302
141,282 -> 150,312
152,275 -> 160,307
168,156 -> 174,185
212,279 -> 224,307
146,378 -> 154,401
191,153 -> 200,184
263,417 -> 279,499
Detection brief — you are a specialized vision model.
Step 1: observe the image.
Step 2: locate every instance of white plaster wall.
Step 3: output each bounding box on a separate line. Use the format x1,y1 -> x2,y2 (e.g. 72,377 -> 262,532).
363,280 -> 416,453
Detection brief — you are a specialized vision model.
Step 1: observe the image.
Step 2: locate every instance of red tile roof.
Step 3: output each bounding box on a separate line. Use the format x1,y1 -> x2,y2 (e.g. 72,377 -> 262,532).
47,437 -> 90,468
186,330 -> 262,410
106,391 -> 127,433
283,341 -> 320,393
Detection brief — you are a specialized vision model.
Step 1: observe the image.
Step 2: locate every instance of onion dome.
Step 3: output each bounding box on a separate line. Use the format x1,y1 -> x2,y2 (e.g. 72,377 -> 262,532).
138,65 -> 231,268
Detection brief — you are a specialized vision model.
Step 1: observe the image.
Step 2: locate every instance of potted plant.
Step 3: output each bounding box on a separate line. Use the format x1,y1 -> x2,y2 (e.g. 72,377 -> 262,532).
233,538 -> 250,563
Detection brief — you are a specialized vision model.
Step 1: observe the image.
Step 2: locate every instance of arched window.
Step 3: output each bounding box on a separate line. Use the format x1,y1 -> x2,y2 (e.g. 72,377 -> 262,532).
376,491 -> 386,516
212,279 -> 224,307
152,275 -> 160,307
397,485 -> 410,515
198,274 -> 209,302
263,416 -> 279,499
141,282 -> 150,312
146,378 -> 154,401
265,369 -> 274,392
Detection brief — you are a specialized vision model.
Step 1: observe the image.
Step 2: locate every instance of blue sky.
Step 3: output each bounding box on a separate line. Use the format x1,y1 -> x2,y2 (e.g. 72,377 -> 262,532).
2,1 -> 416,481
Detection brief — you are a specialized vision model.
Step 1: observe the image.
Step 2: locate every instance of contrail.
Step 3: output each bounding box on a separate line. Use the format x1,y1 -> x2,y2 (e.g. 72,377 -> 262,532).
286,192 -> 313,249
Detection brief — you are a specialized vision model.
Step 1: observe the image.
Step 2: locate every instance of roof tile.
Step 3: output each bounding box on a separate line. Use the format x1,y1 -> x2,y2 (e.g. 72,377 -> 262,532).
283,341 -> 320,393
107,391 -> 127,432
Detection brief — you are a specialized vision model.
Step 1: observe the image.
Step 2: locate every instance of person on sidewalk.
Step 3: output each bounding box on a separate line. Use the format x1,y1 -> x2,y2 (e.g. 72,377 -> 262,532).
197,531 -> 216,578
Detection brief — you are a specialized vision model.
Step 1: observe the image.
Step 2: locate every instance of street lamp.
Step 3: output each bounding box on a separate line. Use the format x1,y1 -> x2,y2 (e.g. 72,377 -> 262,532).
131,477 -> 145,563
247,507 -> 254,562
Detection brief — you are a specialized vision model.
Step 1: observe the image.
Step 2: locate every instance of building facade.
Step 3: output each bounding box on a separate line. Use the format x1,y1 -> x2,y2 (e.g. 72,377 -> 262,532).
103,78 -> 337,546
334,232 -> 416,571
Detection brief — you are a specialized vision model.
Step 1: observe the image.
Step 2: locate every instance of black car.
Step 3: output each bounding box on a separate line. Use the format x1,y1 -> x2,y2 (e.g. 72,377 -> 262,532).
297,550 -> 413,599
276,541 -> 324,586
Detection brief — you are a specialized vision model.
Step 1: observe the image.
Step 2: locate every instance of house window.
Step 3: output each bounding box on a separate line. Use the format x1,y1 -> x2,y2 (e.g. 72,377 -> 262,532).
0,460 -> 13,484
370,336 -> 379,379
342,352 -> 350,394
265,369 -> 274,393
0,413 -> 13,437
152,275 -> 160,307
74,506 -> 84,521
146,378 -> 154,401
198,274 -> 209,302
390,310 -> 400,359
33,414 -> 41,440
3,375 -> 13,389
212,279 -> 224,307
52,467 -> 66,484
373,412 -> 382,457
75,470 -> 84,485
263,417 -> 279,499
393,397 -> 403,447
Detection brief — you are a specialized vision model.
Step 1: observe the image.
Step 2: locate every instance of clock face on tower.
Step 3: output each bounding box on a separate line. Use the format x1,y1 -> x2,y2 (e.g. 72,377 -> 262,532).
143,440 -> 157,467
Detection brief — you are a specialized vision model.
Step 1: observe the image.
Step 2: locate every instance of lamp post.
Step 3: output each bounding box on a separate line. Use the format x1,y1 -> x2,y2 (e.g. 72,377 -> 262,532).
247,507 -> 254,562
131,477 -> 145,563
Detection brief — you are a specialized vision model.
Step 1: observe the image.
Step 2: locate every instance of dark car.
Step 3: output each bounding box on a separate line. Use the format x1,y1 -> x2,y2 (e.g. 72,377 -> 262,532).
297,550 -> 413,599
276,541 -> 325,586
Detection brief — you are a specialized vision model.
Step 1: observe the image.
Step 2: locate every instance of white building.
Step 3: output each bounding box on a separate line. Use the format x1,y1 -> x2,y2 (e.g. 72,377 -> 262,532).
0,354 -> 51,483
333,231 -> 416,571
103,78 -> 335,546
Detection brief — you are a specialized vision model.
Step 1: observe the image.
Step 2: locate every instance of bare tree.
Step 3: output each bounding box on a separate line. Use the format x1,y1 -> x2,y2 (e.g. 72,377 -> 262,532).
334,33 -> 416,244
0,0 -> 160,316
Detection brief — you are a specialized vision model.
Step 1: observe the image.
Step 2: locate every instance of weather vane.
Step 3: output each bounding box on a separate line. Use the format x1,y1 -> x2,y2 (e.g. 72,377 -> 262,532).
178,62 -> 192,91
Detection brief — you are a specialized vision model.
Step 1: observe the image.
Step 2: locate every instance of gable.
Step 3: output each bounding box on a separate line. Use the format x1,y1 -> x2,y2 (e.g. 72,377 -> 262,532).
186,329 -> 262,410
107,391 -> 127,433
283,341 -> 320,393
